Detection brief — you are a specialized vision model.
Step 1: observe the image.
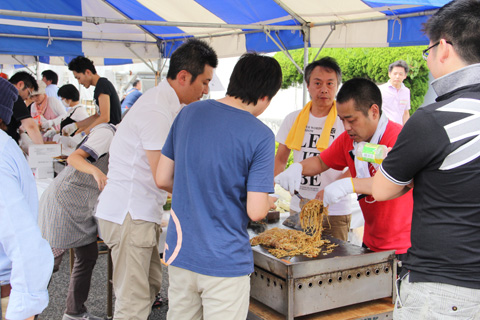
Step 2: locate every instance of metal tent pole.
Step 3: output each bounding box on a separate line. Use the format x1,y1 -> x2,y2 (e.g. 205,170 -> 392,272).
0,9 -> 302,32
302,27 -> 310,106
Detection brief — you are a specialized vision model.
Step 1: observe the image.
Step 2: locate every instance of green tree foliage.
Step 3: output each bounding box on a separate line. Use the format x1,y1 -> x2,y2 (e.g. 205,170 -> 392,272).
274,47 -> 430,114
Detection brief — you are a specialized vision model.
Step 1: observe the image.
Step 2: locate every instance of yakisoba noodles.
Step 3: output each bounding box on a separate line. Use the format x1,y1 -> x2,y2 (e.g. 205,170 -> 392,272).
250,199 -> 337,258
300,199 -> 326,242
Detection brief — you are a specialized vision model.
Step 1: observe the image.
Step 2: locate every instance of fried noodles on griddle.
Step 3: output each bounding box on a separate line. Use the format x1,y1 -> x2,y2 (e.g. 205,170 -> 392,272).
250,199 -> 337,258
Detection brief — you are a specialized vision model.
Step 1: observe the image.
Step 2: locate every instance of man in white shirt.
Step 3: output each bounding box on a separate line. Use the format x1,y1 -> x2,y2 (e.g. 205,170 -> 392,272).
378,60 -> 411,125
274,57 -> 351,241
95,39 -> 218,320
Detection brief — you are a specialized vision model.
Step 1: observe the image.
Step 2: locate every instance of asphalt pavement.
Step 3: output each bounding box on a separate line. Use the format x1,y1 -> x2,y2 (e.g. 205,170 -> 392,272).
37,249 -> 169,320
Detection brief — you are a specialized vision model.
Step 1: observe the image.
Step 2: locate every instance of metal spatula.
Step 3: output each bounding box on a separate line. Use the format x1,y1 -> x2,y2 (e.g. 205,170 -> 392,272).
294,190 -> 310,209
282,191 -> 309,230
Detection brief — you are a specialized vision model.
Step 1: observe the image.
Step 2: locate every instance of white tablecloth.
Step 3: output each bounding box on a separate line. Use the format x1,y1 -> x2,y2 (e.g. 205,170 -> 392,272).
35,177 -> 54,200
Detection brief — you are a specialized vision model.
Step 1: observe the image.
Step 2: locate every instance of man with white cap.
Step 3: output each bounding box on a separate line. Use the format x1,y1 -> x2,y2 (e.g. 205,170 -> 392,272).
30,80 -> 67,137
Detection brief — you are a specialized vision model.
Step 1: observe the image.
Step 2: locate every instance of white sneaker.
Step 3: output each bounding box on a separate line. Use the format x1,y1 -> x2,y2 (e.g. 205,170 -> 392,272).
62,312 -> 104,320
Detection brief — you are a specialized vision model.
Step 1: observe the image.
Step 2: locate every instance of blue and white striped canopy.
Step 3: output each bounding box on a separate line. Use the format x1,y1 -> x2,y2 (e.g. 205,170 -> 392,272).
0,0 -> 450,65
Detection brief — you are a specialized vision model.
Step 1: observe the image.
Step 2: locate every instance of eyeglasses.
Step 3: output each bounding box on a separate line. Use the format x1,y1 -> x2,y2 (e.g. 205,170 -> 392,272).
422,41 -> 453,61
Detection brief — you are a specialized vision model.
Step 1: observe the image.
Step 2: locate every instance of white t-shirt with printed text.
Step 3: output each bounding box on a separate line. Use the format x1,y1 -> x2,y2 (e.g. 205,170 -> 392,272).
276,110 -> 351,215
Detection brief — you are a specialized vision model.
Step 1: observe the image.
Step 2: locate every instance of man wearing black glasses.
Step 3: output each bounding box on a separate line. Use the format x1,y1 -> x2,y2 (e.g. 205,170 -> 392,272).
373,0 -> 480,318
7,72 -> 44,148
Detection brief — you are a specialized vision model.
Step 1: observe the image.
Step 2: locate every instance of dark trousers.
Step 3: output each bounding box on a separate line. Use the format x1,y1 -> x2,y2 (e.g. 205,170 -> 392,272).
53,241 -> 99,315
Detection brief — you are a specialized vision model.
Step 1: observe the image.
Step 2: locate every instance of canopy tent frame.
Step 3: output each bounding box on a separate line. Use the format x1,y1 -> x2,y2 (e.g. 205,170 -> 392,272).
124,43 -> 157,74
312,23 -> 336,62
9,55 -> 35,74
0,2 -> 444,104
0,6 -> 439,48
0,9 -> 303,32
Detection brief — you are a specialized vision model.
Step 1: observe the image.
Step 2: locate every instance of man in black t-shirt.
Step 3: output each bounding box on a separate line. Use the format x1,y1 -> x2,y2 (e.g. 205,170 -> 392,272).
7,72 -> 44,146
65,56 -> 121,136
372,0 -> 480,318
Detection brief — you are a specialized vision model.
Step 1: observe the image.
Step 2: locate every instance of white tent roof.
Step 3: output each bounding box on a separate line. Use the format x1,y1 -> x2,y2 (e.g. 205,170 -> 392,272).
0,0 -> 450,65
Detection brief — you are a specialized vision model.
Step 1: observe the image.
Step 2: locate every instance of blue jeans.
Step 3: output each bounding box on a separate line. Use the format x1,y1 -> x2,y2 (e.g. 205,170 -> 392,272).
394,273 -> 480,319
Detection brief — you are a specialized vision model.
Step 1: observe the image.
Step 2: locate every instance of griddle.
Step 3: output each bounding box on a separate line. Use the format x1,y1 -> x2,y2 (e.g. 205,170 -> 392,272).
249,218 -> 396,319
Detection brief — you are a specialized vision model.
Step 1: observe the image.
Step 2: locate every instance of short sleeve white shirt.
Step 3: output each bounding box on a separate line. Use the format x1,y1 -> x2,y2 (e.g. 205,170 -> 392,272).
78,123 -> 116,161
276,109 -> 351,215
96,80 -> 183,224
52,103 -> 89,128
68,104 -> 89,123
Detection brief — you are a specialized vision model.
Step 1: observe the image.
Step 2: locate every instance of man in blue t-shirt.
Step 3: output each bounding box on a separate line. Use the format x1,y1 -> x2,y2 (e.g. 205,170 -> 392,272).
121,79 -> 142,114
155,53 -> 282,319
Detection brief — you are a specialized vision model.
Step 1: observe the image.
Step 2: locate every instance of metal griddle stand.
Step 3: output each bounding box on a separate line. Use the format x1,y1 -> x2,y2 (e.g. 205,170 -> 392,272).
249,220 -> 396,320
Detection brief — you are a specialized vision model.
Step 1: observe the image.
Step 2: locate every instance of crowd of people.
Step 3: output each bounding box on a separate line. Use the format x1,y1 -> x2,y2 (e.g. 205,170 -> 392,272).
0,0 -> 479,319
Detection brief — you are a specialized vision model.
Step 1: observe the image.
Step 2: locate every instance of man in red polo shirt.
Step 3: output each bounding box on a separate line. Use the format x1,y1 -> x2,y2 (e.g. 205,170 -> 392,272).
275,78 -> 412,259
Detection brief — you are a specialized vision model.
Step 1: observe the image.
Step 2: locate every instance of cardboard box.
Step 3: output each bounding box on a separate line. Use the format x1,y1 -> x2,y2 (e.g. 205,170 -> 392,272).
28,144 -> 61,168
35,166 -> 54,179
